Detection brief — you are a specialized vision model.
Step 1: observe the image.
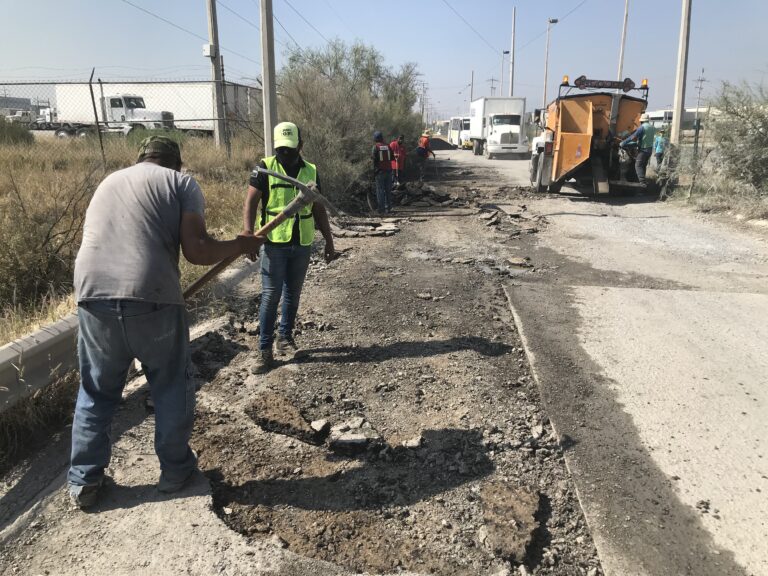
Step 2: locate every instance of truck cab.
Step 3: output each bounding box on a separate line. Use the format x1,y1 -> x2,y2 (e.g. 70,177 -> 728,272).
103,94 -> 174,130
484,113 -> 525,157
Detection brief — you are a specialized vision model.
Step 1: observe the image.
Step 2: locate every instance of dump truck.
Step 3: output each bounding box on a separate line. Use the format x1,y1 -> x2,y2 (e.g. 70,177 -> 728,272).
530,75 -> 649,194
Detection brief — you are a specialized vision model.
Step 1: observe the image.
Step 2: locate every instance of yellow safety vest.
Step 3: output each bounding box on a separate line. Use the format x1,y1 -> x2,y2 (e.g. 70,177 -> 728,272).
261,156 -> 316,246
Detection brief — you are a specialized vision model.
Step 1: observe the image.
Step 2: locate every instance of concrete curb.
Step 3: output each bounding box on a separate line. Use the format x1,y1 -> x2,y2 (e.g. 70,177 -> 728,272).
0,313 -> 79,414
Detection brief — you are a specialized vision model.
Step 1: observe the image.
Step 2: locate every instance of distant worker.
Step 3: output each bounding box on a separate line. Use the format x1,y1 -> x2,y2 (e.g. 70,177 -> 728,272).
416,130 -> 436,181
654,128 -> 668,169
620,113 -> 657,186
389,134 -> 407,189
69,136 -> 264,509
243,122 -> 336,374
372,130 -> 393,214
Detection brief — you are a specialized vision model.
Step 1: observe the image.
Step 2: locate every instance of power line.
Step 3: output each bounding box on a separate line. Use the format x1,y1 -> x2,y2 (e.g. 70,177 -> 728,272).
218,0 -> 259,30
274,14 -> 303,50
119,0 -> 261,67
282,0 -> 331,43
518,0 -> 589,52
320,0 -> 355,35
440,0 -> 499,55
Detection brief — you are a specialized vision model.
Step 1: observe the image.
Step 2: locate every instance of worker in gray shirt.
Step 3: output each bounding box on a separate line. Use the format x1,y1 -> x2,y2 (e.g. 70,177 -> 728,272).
69,136 -> 264,509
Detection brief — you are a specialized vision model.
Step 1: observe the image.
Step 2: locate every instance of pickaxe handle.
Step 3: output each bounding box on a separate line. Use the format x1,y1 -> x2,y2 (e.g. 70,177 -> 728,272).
183,168 -> 322,300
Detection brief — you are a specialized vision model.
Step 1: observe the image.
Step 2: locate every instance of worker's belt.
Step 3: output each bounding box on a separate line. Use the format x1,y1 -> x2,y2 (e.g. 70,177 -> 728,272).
266,209 -> 312,219
270,183 -> 296,190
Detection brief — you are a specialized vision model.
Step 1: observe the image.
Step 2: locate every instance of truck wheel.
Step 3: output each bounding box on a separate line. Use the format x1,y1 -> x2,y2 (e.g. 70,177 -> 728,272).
76,127 -> 92,138
472,140 -> 480,155
548,182 -> 563,193
484,145 -> 493,160
55,128 -> 73,139
529,154 -> 539,184
535,153 -> 547,193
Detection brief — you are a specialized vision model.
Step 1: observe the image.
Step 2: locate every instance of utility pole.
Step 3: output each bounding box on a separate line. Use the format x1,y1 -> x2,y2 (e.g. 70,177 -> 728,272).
205,0 -> 226,148
260,0 -> 278,154
617,0 -> 629,81
670,0 -> 692,146
488,78 -> 498,97
693,67 -> 706,157
543,18 -> 558,107
500,50 -> 510,97
508,7 -> 516,97
470,70 -> 474,102
420,82 -> 427,128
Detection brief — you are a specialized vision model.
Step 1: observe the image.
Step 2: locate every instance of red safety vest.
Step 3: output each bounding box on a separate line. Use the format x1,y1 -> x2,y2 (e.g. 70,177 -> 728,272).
375,143 -> 392,171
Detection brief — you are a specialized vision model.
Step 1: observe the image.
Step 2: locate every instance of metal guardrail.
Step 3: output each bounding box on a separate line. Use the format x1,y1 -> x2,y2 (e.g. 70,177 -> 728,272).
0,314 -> 78,414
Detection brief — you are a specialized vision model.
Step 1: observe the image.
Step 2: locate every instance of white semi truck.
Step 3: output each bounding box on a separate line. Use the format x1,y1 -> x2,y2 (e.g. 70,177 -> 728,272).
54,85 -> 174,137
468,97 -> 528,159
53,82 -> 256,137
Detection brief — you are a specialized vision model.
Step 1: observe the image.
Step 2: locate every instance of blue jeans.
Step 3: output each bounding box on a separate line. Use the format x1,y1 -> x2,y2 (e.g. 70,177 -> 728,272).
259,243 -> 312,351
69,300 -> 196,488
375,171 -> 392,214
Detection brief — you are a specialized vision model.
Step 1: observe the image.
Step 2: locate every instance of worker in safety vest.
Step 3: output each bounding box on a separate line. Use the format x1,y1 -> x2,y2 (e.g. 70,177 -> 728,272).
372,130 -> 393,214
620,113 -> 657,186
416,130 -> 436,181
389,134 -> 407,188
243,121 -> 336,374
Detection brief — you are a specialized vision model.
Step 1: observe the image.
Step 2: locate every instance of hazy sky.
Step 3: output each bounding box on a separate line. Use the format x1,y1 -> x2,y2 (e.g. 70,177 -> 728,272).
1,0 -> 766,116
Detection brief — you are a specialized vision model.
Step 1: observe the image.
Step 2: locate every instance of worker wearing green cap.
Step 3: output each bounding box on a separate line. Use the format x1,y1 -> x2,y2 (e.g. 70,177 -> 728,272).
68,136 -> 264,509
243,122 -> 336,374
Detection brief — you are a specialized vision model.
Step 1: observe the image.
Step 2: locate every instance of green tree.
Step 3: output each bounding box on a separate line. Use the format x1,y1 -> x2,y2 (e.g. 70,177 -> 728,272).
277,40 -> 422,207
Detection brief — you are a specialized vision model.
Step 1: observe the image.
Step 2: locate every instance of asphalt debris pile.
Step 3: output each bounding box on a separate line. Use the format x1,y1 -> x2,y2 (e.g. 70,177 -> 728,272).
396,182 -> 470,209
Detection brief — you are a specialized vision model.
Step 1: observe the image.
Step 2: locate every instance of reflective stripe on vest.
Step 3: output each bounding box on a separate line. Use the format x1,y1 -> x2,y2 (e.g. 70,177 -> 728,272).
375,144 -> 391,171
640,123 -> 656,150
262,156 -> 316,245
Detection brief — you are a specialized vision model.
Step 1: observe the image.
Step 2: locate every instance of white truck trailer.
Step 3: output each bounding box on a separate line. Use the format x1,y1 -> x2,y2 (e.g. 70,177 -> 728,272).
469,97 -> 528,159
53,82 -> 255,137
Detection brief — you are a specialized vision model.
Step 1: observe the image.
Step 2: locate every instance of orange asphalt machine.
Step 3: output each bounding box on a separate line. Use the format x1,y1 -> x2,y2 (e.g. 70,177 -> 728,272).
530,75 -> 649,195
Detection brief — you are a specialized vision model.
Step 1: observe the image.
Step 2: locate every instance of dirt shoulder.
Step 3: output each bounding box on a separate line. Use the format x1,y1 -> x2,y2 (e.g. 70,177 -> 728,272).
0,159 -> 601,576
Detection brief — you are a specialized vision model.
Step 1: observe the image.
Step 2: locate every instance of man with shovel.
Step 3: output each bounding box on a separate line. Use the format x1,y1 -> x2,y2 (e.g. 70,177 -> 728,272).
389,134 -> 407,189
69,136 -> 264,509
243,122 -> 336,374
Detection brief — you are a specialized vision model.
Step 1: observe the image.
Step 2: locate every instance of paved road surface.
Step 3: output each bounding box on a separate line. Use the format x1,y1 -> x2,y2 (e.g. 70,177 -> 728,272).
446,149 -> 768,576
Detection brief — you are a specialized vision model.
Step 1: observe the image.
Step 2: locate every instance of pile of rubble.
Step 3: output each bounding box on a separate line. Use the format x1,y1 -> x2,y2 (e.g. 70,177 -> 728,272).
396,182 -> 469,209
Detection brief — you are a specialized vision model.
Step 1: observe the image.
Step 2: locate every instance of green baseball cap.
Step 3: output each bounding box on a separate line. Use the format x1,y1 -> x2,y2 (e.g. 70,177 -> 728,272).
274,121 -> 300,149
137,135 -> 181,162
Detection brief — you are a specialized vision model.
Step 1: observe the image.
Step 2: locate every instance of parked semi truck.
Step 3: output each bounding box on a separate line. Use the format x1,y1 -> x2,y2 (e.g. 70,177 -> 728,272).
54,84 -> 174,137
52,82 -> 256,137
469,97 -> 527,159
530,75 -> 649,194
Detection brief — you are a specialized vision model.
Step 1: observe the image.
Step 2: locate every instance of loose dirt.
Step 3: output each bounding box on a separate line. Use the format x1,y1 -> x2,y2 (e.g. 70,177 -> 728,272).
0,160 -> 602,575
189,167 -> 601,575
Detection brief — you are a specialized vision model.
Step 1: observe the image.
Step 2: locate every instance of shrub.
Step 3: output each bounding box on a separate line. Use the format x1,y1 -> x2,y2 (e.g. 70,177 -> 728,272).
0,117 -> 34,145
278,40 -> 422,209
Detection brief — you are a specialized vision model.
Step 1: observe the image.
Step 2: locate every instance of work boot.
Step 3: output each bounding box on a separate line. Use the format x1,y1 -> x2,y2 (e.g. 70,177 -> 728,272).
69,477 -> 107,510
157,468 -> 198,494
275,335 -> 306,358
251,349 -> 275,374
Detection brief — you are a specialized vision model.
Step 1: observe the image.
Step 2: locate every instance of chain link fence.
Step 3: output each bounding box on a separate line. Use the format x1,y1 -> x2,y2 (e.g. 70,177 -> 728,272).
0,79 -> 263,145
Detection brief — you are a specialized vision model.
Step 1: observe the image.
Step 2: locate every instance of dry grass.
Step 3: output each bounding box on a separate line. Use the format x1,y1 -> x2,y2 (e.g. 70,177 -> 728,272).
0,369 -> 80,474
0,132 -> 262,344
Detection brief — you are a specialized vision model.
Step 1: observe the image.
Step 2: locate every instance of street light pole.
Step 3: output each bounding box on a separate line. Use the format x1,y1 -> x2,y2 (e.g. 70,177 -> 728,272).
543,18 -> 558,107
617,0 -> 629,81
509,7 -> 516,96
500,50 -> 510,97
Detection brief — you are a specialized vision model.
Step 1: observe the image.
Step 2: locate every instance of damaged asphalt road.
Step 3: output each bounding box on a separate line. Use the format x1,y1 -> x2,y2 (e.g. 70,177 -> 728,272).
10,149 -> 764,576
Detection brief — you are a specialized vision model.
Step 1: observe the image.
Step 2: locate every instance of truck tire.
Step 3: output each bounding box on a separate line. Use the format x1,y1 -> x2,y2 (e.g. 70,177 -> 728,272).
76,127 -> 92,138
529,154 -> 539,184
55,128 -> 73,139
472,140 -> 480,155
484,145 -> 493,160
535,152 -> 547,193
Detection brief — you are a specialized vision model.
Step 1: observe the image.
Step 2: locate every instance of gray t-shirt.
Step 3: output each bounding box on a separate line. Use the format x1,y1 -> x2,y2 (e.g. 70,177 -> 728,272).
74,162 -> 205,305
